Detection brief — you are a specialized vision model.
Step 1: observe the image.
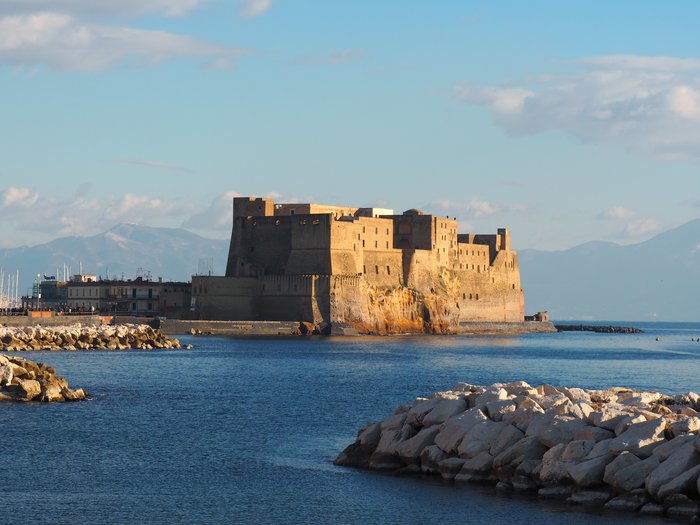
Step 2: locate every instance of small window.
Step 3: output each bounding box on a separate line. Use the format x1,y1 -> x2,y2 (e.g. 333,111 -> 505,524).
462,293 -> 466,299
386,265 -> 390,275
375,240 -> 378,248
375,265 -> 379,274
362,226 -> 365,233
132,302 -> 136,311
362,240 -> 365,247
386,228 -> 389,235
363,265 -> 366,274
512,284 -> 515,289
375,227 -> 378,234
385,241 -> 389,249
476,294 -> 479,300
469,293 -> 472,300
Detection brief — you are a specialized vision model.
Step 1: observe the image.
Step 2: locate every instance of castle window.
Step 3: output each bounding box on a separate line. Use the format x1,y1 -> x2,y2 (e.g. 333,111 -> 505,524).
476,294 -> 479,300
386,265 -> 390,275
375,240 -> 377,248
363,265 -> 366,274
362,240 -> 365,247
375,265 -> 379,274
357,234 -> 360,240
512,284 -> 515,289
362,226 -> 365,233
385,241 -> 389,249
469,293 -> 472,300
386,228 -> 389,235
375,227 -> 378,234
353,243 -> 356,251
462,293 -> 466,299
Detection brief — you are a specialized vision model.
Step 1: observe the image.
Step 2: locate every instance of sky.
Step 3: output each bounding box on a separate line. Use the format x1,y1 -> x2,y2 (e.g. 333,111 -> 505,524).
1,0 -> 699,251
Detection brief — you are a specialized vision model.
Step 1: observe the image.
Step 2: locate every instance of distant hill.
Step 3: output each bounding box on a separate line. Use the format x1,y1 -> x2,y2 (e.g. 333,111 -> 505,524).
0,224 -> 229,295
519,219 -> 700,322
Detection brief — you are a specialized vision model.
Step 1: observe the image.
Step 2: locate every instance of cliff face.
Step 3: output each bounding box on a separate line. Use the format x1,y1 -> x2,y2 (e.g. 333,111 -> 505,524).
330,269 -> 465,334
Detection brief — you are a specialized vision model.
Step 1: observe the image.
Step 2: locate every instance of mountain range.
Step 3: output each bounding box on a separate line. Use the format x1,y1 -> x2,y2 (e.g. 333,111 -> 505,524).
0,224 -> 229,295
1,220 -> 698,321
519,218 -> 700,322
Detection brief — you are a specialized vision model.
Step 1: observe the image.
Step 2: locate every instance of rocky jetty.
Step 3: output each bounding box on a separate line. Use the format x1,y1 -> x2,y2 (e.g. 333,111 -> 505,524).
0,354 -> 86,402
556,325 -> 644,334
0,324 -> 187,351
336,381 -> 700,520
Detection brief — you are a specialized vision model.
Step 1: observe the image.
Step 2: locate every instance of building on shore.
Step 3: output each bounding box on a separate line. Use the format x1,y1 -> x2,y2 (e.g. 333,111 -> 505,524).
22,275 -> 192,318
191,197 -> 525,334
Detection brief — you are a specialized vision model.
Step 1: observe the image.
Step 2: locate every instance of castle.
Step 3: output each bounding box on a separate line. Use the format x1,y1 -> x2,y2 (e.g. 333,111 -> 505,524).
191,197 -> 524,334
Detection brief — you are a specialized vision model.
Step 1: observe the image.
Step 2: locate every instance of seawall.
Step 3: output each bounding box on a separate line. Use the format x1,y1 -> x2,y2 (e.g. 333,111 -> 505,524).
0,315 -> 106,327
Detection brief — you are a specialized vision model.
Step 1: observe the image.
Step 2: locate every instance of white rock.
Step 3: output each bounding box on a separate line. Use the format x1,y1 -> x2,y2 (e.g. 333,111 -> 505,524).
489,423 -> 525,457
485,399 -> 517,422
654,434 -> 695,462
612,455 -> 660,493
454,451 -> 495,482
657,463 -> 700,500
457,420 -> 506,459
422,398 -> 467,427
502,406 -> 544,433
603,451 -> 640,486
646,441 -> 700,500
434,408 -> 487,454
608,417 -> 666,458
420,445 -> 448,474
538,416 -> 589,447
567,453 -> 614,488
539,444 -> 570,486
573,425 -> 614,443
395,426 -> 440,462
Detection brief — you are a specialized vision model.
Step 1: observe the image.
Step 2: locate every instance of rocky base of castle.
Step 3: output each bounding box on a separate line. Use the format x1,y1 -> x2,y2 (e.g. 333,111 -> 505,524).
0,354 -> 86,402
0,324 -> 188,351
335,381 -> 700,520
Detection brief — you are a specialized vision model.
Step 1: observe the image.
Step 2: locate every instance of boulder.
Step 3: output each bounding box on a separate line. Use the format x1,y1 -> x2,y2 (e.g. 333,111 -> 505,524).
603,451 -> 640,486
646,441 -> 700,500
0,365 -> 13,387
493,436 -> 548,483
15,378 -> 41,400
489,423 -> 524,457
485,399 -> 517,422
422,398 -> 467,427
573,425 -> 614,443
438,457 -> 465,480
608,417 -> 666,457
612,455 -> 660,493
568,489 -> 614,506
420,445 -> 448,474
454,451 -> 496,483
395,426 -> 440,462
538,416 -> 588,447
539,444 -> 570,486
657,463 -> 700,500
434,408 -> 487,454
567,453 -> 614,488
457,419 -> 505,458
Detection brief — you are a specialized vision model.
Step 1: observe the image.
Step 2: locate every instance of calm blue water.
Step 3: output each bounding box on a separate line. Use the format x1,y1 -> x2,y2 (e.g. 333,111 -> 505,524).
2,322 -> 699,524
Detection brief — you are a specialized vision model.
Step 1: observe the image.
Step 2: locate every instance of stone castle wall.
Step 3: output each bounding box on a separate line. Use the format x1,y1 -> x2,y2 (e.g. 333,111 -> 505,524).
194,197 -> 526,333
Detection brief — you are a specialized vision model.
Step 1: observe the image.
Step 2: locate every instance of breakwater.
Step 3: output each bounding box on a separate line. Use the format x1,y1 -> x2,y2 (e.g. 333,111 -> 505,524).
0,324 -> 186,350
336,381 -> 700,519
556,325 -> 644,334
0,354 -> 85,402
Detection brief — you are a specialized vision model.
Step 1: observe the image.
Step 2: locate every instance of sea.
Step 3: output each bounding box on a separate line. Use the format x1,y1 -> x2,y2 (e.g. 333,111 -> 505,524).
2,321 -> 699,525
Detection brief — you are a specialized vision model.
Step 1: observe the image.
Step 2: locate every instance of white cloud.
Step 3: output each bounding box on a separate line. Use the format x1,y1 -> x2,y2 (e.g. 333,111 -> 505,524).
0,11 -> 247,71
182,191 -> 241,231
599,205 -> 661,238
0,186 -> 39,208
0,0 -> 207,18
238,0 -> 273,18
455,55 -> 700,159
602,206 -> 635,220
108,159 -> 192,173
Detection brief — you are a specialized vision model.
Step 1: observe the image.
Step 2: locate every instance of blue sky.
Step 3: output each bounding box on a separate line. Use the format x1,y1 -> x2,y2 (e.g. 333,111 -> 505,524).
1,0 -> 699,250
